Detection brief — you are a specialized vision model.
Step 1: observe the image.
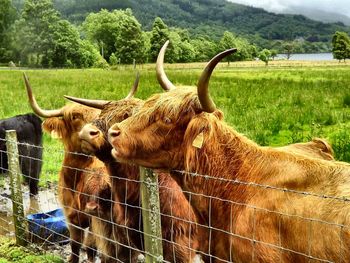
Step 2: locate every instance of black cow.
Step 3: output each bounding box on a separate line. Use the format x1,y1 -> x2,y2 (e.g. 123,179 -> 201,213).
0,113 -> 43,195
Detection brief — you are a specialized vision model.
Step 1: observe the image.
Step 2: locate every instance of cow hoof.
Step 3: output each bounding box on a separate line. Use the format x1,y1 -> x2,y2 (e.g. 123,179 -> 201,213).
67,255 -> 79,263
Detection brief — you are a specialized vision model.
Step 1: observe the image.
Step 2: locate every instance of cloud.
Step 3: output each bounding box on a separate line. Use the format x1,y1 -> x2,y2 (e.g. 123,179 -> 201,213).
229,0 -> 350,17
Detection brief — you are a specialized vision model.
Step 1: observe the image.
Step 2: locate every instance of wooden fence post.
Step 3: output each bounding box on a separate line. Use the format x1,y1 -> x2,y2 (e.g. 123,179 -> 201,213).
6,130 -> 27,246
140,167 -> 163,262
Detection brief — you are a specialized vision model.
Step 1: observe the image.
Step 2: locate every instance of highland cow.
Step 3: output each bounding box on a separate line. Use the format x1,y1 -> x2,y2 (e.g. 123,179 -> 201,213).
24,74 -> 108,263
0,113 -> 43,195
78,171 -> 133,262
65,80 -> 205,262
108,42 -> 350,262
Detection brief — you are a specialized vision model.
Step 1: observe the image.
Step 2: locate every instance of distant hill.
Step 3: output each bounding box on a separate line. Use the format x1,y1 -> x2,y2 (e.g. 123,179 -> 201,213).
284,6 -> 350,26
13,0 -> 350,46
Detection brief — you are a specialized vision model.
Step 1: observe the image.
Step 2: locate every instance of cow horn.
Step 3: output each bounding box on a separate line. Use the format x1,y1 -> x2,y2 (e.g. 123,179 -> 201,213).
23,73 -> 64,118
125,72 -> 140,99
63,95 -> 109,110
64,72 -> 141,108
156,40 -> 176,91
197,48 -> 237,113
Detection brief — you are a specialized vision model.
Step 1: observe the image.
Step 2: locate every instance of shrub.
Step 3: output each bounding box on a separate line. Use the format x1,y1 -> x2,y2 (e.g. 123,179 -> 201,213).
343,94 -> 350,107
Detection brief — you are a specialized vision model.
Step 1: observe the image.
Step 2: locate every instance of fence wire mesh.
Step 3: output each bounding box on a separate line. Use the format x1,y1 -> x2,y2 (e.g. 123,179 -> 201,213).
0,136 -> 349,263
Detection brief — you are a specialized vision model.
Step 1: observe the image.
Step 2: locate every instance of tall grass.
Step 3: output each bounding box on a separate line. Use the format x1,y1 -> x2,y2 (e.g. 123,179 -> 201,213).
0,62 -> 349,184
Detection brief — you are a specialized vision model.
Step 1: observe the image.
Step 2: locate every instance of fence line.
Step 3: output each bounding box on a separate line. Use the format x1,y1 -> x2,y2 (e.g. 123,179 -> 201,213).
5,130 -> 27,247
1,136 -> 350,262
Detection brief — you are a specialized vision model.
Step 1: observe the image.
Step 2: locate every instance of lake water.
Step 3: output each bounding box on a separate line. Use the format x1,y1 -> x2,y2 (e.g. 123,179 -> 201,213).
276,53 -> 334,61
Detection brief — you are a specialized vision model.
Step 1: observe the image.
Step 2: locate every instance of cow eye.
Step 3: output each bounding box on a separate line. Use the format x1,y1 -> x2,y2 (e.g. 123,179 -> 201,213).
163,117 -> 172,124
72,114 -> 81,120
123,112 -> 129,120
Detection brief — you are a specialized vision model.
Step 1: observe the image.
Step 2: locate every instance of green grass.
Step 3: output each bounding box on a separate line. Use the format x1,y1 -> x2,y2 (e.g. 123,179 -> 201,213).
0,237 -> 63,262
0,61 -> 350,185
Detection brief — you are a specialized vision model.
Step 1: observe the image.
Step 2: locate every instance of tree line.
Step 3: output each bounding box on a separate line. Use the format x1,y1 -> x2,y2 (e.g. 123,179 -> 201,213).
0,0 -> 347,68
0,0 -> 260,67
50,0 -> 350,53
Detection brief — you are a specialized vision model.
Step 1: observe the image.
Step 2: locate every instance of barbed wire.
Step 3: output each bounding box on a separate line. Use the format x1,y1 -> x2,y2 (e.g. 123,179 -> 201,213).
0,138 -> 349,262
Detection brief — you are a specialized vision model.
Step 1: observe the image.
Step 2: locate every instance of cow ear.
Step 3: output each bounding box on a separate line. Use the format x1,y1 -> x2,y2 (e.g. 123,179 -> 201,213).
42,119 -> 64,139
213,110 -> 224,120
184,116 -> 207,150
50,130 -> 62,139
192,131 -> 204,149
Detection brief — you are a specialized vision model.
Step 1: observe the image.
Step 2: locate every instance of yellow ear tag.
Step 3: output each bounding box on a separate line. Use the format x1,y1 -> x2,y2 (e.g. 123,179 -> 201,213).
192,132 -> 204,149
51,130 -> 61,139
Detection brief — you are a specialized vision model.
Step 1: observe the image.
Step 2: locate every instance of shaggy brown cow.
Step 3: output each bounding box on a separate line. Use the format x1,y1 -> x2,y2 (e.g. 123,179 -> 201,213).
65,88 -> 205,262
66,88 -> 334,263
23,74 -> 112,263
108,43 -> 350,262
78,170 -> 133,263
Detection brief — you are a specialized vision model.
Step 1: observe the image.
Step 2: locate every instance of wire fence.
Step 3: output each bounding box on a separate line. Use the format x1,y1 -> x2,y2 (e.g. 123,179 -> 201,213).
1,132 -> 350,263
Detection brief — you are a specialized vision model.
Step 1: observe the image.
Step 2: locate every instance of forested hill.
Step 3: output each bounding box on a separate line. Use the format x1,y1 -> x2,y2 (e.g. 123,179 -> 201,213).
47,0 -> 350,43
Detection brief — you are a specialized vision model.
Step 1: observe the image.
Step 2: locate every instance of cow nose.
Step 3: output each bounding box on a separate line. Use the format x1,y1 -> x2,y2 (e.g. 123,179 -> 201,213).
80,124 -> 100,142
89,129 -> 99,137
109,130 -> 120,137
108,125 -> 121,142
85,201 -> 98,213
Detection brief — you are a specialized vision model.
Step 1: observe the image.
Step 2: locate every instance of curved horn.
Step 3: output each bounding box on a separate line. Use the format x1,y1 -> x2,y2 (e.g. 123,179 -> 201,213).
156,40 -> 176,91
23,73 -> 64,118
197,48 -> 237,113
63,95 -> 109,110
125,72 -> 140,99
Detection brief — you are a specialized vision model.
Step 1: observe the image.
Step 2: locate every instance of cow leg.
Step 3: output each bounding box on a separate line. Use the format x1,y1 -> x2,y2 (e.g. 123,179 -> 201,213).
163,237 -> 192,263
84,229 -> 97,262
28,154 -> 41,196
68,224 -> 85,263
29,178 -> 39,196
19,152 -> 39,196
29,146 -> 42,196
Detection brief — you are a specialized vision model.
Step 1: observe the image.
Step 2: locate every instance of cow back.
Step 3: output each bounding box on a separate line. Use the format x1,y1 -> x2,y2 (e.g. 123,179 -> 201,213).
0,113 -> 43,195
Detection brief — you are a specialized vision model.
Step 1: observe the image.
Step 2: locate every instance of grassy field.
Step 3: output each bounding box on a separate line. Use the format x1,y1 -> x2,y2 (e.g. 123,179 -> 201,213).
0,60 -> 350,185
0,237 -> 63,262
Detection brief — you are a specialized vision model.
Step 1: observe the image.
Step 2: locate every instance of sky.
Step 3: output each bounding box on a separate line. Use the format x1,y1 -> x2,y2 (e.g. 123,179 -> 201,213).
228,0 -> 350,17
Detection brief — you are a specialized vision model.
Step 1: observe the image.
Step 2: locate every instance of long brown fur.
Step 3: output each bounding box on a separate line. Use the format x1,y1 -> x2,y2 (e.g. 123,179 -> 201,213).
110,86 -> 350,263
278,138 -> 334,160
41,103 -> 114,263
78,171 -> 128,263
79,98 -> 206,262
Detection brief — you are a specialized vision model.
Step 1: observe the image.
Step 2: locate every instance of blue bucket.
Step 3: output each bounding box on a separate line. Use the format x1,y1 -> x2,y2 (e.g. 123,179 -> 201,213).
26,208 -> 69,244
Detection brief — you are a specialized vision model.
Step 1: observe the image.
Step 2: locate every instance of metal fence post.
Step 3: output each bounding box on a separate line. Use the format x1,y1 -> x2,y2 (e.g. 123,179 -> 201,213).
6,130 -> 27,246
140,167 -> 163,262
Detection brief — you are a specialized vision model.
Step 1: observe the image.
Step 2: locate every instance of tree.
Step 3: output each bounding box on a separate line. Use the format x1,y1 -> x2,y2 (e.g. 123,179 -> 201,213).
219,31 -> 236,64
332,31 -> 350,62
76,40 -> 103,68
109,53 -> 118,65
270,49 -> 278,60
48,20 -> 81,67
13,0 -> 101,67
219,31 -> 257,62
83,9 -> 121,60
190,37 -> 217,62
0,0 -> 17,62
13,0 -> 60,65
114,9 -> 146,64
259,49 -> 272,66
283,42 -> 295,60
149,17 -> 170,62
178,40 -> 195,63
83,9 -> 145,64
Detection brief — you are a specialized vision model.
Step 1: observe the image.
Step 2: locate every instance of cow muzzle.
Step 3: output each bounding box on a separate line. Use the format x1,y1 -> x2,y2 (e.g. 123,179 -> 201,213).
79,124 -> 101,143
108,124 -> 121,145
